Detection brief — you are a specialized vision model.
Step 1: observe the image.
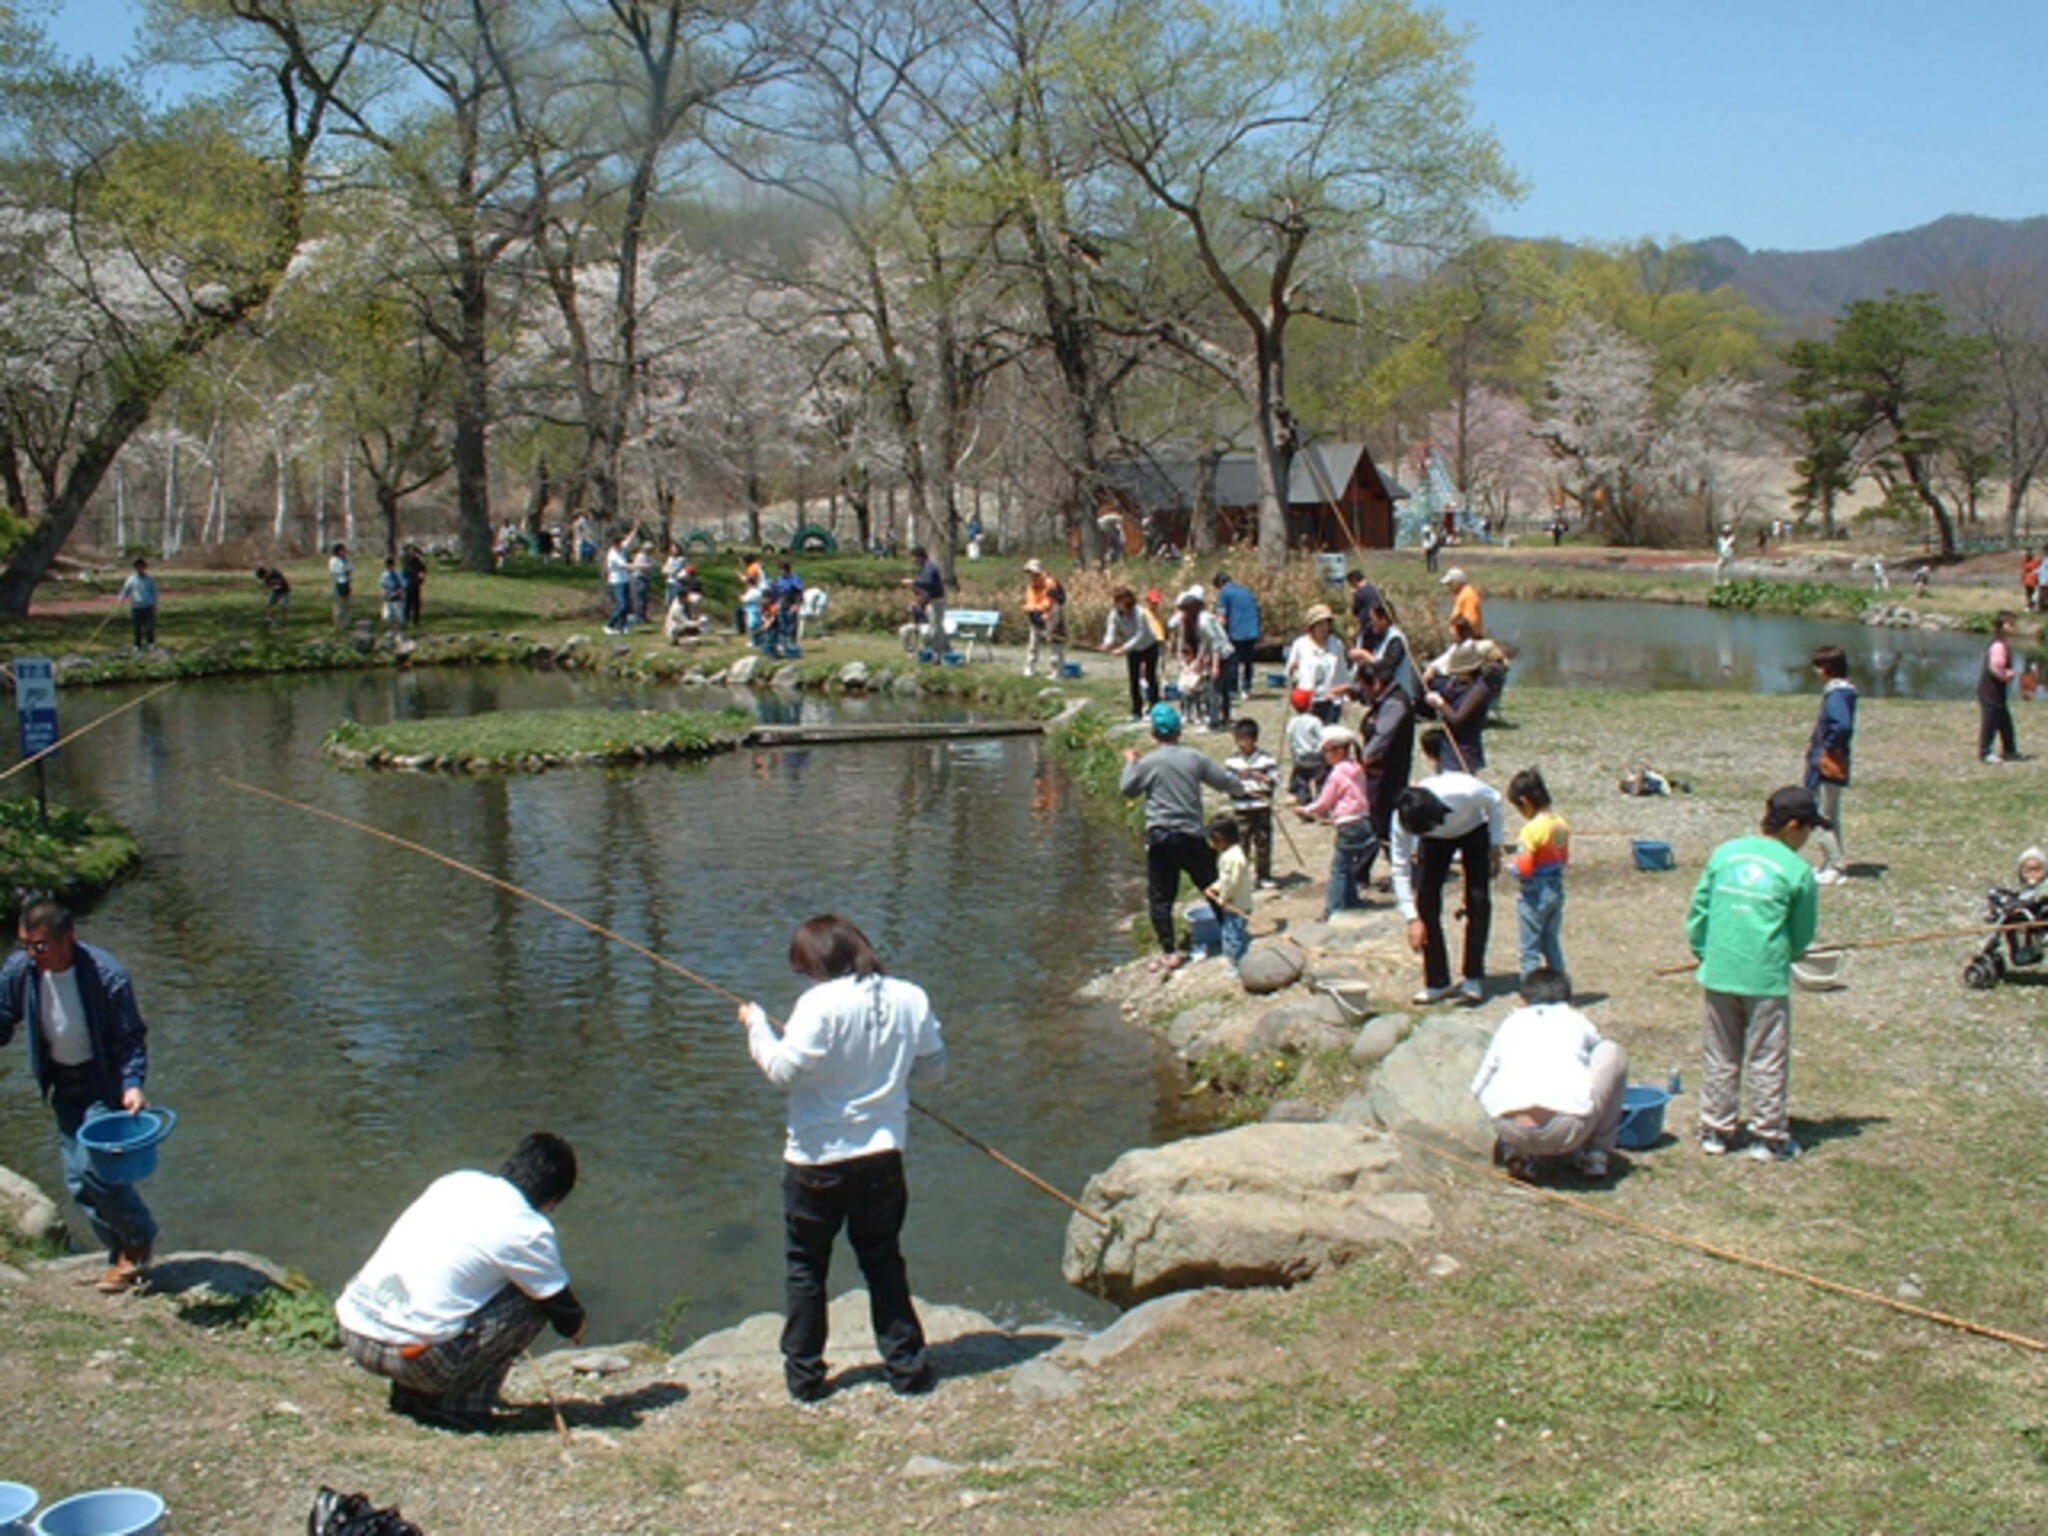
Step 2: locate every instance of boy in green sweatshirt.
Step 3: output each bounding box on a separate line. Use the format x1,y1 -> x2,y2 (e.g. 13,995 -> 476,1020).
1685,786 -> 1824,1162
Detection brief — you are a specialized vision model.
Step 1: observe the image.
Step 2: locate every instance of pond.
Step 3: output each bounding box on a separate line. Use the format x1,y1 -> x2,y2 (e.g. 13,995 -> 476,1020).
1483,598 -> 1995,698
0,670 -> 1185,1339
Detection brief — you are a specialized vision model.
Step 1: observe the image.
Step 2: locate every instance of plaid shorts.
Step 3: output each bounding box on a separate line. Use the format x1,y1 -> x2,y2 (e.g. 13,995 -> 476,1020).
341,1286 -> 546,1415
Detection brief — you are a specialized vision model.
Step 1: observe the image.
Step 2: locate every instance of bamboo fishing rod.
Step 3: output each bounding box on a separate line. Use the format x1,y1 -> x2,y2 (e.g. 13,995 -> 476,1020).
1650,920 -> 2048,977
0,679 -> 177,785
218,775 -> 1113,1228
1390,1129 -> 2047,1354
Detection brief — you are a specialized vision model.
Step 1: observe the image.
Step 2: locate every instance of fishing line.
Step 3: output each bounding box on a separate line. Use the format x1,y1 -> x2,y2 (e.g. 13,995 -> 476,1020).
0,680 -> 177,784
218,775 -> 1112,1227
1391,1129 -> 2046,1353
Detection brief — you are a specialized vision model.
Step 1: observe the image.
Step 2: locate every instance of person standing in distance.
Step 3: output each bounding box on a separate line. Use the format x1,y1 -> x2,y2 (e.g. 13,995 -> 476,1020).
1121,702 -> 1244,971
1804,645 -> 1856,885
0,897 -> 159,1292
740,916 -> 948,1402
903,545 -> 947,660
1686,786 -> 1824,1161
1978,611 -> 2020,765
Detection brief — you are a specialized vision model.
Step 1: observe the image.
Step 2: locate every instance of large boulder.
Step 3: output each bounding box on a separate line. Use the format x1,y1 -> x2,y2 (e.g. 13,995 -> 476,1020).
1062,1123 -> 1435,1307
1361,1013 -> 1496,1157
0,1163 -> 63,1245
1236,938 -> 1306,995
1350,1011 -> 1414,1067
726,654 -> 761,686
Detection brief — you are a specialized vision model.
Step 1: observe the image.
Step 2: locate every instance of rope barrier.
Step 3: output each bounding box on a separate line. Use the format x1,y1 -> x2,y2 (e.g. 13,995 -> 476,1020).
217,774 -> 1113,1228
1391,1129 -> 2047,1353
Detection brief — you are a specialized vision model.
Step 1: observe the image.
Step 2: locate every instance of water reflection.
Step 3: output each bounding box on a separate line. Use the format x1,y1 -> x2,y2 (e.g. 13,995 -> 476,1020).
0,671 -> 1179,1336
1487,598 -> 1990,698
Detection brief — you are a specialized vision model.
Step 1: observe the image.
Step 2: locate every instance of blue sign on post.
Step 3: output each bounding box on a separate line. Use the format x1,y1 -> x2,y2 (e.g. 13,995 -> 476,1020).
15,657 -> 58,760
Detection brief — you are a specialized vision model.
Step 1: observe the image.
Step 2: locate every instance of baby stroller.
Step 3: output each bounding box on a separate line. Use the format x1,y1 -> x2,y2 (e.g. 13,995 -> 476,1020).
1961,885 -> 2048,989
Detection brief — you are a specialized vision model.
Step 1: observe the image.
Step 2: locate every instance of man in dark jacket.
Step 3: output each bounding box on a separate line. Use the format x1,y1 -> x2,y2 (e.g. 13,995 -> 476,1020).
0,897 -> 158,1291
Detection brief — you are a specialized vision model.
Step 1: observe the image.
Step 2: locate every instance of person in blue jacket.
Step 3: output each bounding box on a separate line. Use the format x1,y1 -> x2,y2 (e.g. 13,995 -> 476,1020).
1212,570 -> 1263,698
1803,644 -> 1857,887
0,896 -> 158,1291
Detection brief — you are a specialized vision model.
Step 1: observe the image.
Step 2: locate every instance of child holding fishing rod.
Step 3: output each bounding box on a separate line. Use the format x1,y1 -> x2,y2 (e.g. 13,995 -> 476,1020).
1291,726 -> 1375,919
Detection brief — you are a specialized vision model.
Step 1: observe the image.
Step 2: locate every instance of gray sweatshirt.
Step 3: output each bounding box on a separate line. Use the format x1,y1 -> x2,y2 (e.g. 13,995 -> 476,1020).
1120,744 -> 1243,836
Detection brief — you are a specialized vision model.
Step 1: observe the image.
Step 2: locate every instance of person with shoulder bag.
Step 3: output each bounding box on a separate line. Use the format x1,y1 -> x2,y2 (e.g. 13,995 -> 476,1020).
1804,645 -> 1857,886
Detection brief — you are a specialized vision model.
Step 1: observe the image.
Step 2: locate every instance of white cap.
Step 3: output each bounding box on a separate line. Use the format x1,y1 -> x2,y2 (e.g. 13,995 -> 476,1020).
1440,567 -> 1466,586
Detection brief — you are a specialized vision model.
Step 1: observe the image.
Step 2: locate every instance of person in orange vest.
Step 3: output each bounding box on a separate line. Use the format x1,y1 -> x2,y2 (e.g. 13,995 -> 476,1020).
1442,567 -> 1483,637
2022,549 -> 2040,614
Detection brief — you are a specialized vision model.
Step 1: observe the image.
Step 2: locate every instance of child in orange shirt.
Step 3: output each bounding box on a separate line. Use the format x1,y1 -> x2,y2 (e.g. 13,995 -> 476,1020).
1508,767 -> 1569,984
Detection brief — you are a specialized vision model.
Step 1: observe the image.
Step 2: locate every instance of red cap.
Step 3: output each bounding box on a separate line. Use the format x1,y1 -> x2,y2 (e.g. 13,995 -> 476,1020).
1289,687 -> 1313,711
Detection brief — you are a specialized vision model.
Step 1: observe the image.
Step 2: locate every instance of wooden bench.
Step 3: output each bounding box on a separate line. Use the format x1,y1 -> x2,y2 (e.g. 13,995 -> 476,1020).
944,608 -> 1000,663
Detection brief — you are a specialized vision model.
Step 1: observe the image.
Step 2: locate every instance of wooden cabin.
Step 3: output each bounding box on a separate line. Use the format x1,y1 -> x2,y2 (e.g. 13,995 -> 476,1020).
1097,442 -> 1407,553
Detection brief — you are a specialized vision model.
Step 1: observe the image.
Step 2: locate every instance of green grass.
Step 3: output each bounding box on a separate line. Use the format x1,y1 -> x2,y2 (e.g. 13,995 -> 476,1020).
326,707 -> 749,769
0,794 -> 140,912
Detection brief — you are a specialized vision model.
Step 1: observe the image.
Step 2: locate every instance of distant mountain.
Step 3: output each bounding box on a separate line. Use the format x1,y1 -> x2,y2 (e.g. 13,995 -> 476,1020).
1686,214 -> 2048,328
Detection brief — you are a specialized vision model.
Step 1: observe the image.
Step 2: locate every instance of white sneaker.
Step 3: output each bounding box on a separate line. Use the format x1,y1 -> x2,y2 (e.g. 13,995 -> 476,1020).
1985,753 -> 2003,765
1814,868 -> 1847,886
1411,983 -> 1459,1006
1700,1131 -> 1730,1156
1456,978 -> 1485,1006
1748,1135 -> 1801,1163
1572,1148 -> 1609,1178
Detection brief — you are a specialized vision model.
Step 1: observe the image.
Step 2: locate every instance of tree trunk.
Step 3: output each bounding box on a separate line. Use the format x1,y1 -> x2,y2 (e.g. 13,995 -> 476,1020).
1192,449 -> 1219,555
113,460 -> 128,552
452,235 -> 495,571
271,426 -> 289,544
163,439 -> 182,558
342,450 -> 356,546
379,483 -> 402,560
1252,339 -> 1291,567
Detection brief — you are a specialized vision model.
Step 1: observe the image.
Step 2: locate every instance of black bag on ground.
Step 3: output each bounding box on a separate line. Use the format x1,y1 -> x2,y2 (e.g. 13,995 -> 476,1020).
309,1486 -> 425,1536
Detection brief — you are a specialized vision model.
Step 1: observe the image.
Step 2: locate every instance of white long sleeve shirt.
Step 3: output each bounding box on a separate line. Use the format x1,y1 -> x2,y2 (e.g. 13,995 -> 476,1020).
746,974 -> 947,1165
1390,771 -> 1505,921
1469,1003 -> 1604,1119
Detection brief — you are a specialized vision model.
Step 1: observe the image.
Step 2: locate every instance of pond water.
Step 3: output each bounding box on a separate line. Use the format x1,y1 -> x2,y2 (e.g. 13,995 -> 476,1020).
1483,598 -> 1993,698
0,670 -> 1184,1338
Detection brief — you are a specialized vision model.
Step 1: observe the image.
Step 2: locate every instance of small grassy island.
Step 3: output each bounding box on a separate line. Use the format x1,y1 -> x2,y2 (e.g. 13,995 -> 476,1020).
324,707 -> 751,773
0,797 -> 141,913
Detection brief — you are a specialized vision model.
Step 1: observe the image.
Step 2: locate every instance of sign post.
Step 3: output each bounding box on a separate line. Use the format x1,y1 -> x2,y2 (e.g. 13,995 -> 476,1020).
14,657 -> 58,825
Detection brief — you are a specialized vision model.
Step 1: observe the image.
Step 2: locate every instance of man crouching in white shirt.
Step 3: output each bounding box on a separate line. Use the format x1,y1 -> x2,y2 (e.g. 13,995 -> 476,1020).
1468,969 -> 1628,1182
335,1133 -> 586,1431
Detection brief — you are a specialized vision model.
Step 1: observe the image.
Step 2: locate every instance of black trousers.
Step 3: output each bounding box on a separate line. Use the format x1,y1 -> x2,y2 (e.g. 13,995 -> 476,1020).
1415,824 -> 1492,989
782,1150 -> 927,1397
1980,698 -> 2017,760
1124,648 -> 1160,716
1147,828 -> 1218,955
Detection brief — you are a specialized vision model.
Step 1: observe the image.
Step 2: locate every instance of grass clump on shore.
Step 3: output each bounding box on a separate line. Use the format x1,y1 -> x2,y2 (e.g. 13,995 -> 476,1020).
0,797 -> 140,913
326,707 -> 749,771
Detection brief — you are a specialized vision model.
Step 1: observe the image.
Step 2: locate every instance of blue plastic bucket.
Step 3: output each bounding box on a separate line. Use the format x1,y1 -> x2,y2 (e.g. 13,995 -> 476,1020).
1615,1084 -> 1670,1150
32,1489 -> 164,1536
1264,670 -> 1287,688
1631,839 -> 1675,872
1183,902 -> 1223,954
0,1483 -> 37,1536
1058,661 -> 1082,679
75,1109 -> 177,1186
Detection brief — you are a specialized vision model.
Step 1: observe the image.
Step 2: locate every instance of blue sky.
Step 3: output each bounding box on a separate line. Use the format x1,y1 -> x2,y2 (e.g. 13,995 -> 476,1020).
41,0 -> 2048,253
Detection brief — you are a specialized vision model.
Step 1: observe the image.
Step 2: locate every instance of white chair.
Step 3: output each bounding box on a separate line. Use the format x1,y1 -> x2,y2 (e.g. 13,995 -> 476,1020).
798,585 -> 829,639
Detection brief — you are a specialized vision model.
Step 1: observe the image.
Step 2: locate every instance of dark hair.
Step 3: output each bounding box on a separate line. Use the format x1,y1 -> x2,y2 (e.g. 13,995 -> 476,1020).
1994,610 -> 2014,632
1346,568 -> 1364,584
17,895 -> 72,936
1418,724 -> 1448,763
1207,814 -> 1240,845
789,914 -> 886,981
1394,786 -> 1448,835
910,545 -> 928,560
332,542 -> 347,556
1810,645 -> 1848,679
1112,585 -> 1136,603
1450,614 -> 1475,641
1213,570 -> 1230,586
501,1132 -> 577,1208
1232,717 -> 1259,740
1520,967 -> 1571,1005
1506,767 -> 1551,811
132,556 -> 148,570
